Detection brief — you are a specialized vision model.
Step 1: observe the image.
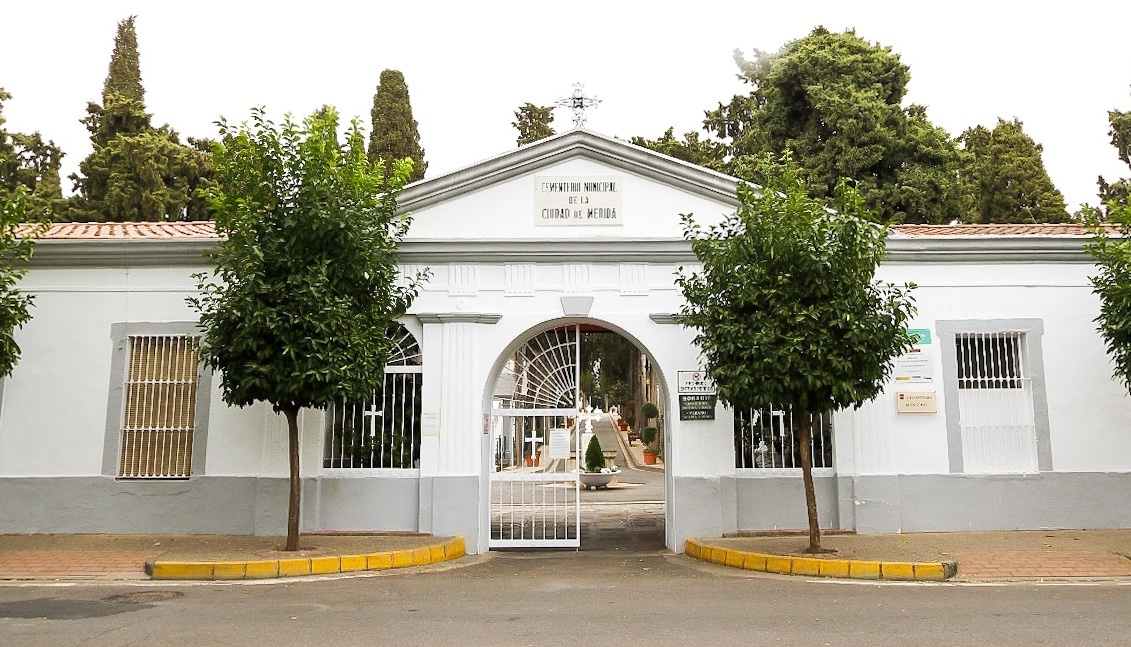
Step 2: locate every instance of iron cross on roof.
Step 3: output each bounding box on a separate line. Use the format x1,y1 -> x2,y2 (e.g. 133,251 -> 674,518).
556,82 -> 601,128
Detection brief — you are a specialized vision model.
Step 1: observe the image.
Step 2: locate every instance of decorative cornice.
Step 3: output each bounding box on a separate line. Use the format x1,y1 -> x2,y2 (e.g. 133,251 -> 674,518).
397,129 -> 741,213
414,313 -> 502,324
28,238 -> 215,268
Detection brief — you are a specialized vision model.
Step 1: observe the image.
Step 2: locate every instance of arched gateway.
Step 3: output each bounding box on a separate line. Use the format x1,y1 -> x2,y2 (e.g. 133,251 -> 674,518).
8,130 -> 1131,552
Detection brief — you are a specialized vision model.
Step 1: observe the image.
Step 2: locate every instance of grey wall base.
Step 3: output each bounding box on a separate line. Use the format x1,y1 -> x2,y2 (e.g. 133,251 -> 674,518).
0,476 -> 290,535
846,472 -> 1131,533
734,474 -> 841,532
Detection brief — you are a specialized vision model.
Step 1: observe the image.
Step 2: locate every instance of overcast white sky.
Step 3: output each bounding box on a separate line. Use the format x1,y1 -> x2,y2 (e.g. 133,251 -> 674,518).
2,1 -> 1128,212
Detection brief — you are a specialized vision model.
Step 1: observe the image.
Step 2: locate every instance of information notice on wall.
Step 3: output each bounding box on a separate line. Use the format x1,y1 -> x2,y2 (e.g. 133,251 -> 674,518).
534,175 -> 623,226
679,394 -> 717,421
893,328 -> 935,383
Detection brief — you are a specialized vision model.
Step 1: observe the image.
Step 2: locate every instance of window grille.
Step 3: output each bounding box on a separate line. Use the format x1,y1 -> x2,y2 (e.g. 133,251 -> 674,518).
118,335 -> 200,479
954,331 -> 1038,473
734,406 -> 832,469
323,326 -> 422,469
956,333 -> 1023,389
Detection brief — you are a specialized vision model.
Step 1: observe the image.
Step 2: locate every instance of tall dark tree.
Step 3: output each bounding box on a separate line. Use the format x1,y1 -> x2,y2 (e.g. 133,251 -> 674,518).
959,119 -> 1068,223
70,16 -> 212,221
1098,89 -> 1131,213
512,103 -> 555,146
0,89 -> 64,220
190,107 -> 426,551
368,70 -> 426,182
704,27 -> 966,224
631,127 -> 725,169
677,154 -> 916,552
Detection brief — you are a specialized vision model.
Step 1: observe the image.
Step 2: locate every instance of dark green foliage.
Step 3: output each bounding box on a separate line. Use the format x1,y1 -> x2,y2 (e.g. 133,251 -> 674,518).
1085,91 -> 1131,393
189,106 -> 426,549
584,435 -> 605,473
580,331 -> 636,406
368,70 -> 426,182
1099,90 -> 1131,213
69,16 -> 212,222
630,127 -> 725,169
513,103 -> 556,146
1085,202 -> 1131,393
641,402 -> 659,420
641,426 -> 658,446
0,89 -> 64,220
959,119 -> 1068,223
677,154 -> 916,550
704,27 -> 965,224
0,188 -> 47,377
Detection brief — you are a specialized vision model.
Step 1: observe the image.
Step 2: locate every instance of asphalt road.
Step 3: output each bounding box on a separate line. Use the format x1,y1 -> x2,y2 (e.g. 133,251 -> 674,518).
2,549 -> 1128,647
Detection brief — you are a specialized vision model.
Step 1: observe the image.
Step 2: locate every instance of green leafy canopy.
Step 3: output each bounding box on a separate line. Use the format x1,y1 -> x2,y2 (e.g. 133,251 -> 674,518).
676,154 -> 917,414
190,106 -> 427,412
0,187 -> 48,377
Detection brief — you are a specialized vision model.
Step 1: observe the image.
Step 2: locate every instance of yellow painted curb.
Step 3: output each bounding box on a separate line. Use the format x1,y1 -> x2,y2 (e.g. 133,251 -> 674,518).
684,539 -> 956,581
147,536 -> 467,580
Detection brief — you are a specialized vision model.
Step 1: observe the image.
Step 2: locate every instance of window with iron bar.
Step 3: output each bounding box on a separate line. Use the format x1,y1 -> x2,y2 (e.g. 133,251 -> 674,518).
118,335 -> 200,479
734,406 -> 833,470
955,332 -> 1026,389
323,325 -> 422,469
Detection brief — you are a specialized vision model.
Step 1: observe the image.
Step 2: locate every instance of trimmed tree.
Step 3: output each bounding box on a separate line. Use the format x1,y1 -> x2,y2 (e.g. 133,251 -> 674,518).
0,187 -> 48,377
368,70 -> 426,182
190,106 -> 426,551
512,103 -> 555,146
677,155 -> 916,552
584,435 -> 605,473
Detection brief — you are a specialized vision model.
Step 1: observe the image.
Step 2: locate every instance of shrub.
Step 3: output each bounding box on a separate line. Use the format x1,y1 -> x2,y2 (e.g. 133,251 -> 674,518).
641,426 -> 658,445
584,435 -> 606,472
642,402 -> 659,420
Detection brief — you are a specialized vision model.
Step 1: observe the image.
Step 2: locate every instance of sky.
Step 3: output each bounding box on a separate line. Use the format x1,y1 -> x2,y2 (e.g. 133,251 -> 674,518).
2,1 -> 1129,212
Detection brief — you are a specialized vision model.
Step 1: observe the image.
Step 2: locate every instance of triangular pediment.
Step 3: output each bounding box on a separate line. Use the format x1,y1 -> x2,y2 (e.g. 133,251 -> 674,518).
398,130 -> 739,242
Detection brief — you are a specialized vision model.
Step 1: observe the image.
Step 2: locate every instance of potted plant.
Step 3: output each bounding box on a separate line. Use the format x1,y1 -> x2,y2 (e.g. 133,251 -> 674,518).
641,402 -> 659,423
578,435 -> 618,489
641,427 -> 660,465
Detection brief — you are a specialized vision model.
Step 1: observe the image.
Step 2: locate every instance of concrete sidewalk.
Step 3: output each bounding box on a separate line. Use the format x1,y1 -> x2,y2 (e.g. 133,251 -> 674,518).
0,533 -> 464,581
3,528 -> 1130,582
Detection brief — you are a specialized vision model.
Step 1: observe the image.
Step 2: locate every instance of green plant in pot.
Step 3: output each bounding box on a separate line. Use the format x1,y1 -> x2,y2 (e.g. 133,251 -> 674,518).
584,435 -> 608,473
641,426 -> 658,446
642,402 -> 659,422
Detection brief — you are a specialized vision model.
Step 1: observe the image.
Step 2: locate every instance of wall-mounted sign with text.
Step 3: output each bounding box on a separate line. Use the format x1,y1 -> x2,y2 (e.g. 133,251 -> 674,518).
893,328 -> 935,383
677,371 -> 717,395
534,175 -> 623,226
679,394 -> 717,421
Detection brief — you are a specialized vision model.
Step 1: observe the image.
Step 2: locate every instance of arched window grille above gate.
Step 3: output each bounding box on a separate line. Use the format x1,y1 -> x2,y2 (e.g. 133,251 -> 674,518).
323,324 -> 422,469
493,327 -> 579,410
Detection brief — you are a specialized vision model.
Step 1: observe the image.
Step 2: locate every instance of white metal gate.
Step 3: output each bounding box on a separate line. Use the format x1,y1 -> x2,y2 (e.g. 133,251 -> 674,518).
490,326 -> 582,548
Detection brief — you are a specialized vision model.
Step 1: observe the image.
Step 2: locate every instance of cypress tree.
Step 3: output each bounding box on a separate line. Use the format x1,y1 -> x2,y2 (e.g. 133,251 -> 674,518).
959,119 -> 1068,223
368,70 -> 427,182
70,16 -> 212,222
0,89 -> 64,220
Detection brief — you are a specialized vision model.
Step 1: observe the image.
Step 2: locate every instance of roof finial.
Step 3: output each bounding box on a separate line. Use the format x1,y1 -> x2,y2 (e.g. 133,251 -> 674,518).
555,82 -> 601,128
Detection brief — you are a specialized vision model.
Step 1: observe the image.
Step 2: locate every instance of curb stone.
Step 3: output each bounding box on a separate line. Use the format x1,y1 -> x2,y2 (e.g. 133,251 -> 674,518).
145,536 -> 466,580
685,538 -> 957,581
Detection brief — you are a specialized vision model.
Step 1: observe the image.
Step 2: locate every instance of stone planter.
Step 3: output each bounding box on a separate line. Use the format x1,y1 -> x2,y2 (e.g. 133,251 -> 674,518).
579,471 -> 618,490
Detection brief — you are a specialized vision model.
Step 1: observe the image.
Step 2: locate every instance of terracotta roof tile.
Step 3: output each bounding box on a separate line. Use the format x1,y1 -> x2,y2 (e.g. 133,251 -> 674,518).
26,221 -> 218,240
891,223 -> 1115,236
14,221 -> 1122,240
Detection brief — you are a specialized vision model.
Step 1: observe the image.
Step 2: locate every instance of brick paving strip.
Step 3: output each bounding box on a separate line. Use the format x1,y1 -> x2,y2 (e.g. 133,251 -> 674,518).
0,551 -> 156,579
955,551 -> 1131,579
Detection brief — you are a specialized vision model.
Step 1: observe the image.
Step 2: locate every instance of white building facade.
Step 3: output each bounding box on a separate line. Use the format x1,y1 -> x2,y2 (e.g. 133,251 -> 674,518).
2,131 -> 1130,553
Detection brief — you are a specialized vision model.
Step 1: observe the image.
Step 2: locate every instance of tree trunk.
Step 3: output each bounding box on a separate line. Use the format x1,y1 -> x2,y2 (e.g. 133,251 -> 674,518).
283,405 -> 302,551
794,410 -> 822,553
